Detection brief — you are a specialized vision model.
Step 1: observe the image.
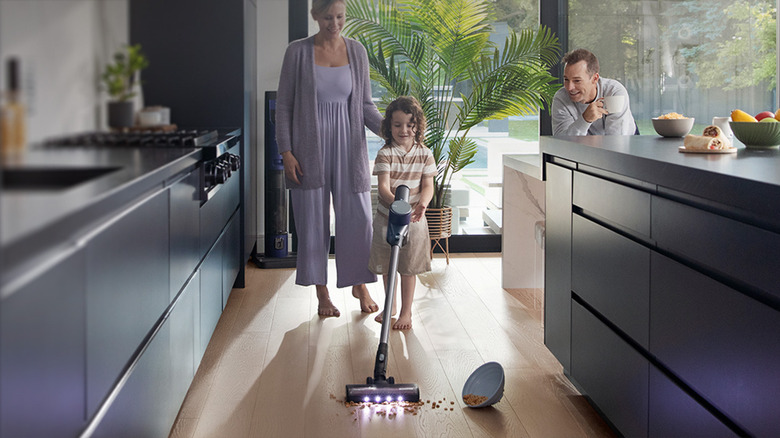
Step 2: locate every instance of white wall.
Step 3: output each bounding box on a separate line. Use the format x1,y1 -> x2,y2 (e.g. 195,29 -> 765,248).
0,0 -> 128,144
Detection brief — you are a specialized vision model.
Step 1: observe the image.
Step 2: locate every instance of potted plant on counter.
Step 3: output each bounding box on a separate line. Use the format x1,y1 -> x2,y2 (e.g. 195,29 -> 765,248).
344,0 -> 560,261
102,44 -> 148,129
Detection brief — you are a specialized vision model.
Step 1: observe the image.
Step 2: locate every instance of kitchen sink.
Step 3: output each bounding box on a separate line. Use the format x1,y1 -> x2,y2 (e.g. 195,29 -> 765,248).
1,166 -> 121,190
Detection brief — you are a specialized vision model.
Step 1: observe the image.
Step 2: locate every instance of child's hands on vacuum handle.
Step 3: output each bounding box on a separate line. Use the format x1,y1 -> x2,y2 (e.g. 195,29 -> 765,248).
411,203 -> 426,222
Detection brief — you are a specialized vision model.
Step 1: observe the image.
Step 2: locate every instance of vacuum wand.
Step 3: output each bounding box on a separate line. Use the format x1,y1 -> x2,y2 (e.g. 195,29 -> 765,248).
345,185 -> 421,403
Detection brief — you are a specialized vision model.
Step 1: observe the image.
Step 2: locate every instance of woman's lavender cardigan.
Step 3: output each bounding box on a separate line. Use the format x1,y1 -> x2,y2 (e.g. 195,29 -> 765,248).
275,35 -> 382,192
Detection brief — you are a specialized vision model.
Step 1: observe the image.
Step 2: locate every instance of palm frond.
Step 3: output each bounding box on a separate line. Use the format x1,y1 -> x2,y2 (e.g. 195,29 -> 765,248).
346,0 -> 560,208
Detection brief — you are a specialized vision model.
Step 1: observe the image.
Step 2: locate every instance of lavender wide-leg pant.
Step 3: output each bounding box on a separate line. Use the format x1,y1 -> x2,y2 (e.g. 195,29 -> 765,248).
290,110 -> 376,288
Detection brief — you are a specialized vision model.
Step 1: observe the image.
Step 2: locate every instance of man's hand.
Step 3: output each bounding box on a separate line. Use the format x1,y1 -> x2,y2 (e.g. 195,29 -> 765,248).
281,151 -> 302,185
583,99 -> 608,123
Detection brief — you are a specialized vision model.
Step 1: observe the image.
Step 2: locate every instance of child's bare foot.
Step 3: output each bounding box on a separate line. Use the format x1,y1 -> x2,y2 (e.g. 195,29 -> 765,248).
316,286 -> 340,317
352,284 -> 379,313
374,309 -> 396,324
392,311 -> 412,330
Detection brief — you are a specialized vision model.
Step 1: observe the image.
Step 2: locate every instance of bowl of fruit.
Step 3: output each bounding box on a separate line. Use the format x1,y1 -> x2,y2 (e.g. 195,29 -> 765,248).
730,109 -> 780,148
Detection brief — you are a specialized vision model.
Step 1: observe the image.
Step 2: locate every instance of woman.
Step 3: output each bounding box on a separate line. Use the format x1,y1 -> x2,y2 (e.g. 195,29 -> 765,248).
275,0 -> 381,317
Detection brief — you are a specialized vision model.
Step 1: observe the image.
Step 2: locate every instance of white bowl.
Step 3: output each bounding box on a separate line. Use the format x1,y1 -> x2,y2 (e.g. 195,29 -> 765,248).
652,117 -> 695,137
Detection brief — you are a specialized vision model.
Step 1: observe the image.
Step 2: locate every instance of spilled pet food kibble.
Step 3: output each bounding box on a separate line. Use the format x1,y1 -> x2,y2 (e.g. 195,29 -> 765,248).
463,393 -> 488,406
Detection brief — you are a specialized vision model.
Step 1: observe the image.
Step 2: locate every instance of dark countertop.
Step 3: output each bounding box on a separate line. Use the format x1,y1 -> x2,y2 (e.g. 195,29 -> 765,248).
541,135 -> 780,229
1,146 -> 201,272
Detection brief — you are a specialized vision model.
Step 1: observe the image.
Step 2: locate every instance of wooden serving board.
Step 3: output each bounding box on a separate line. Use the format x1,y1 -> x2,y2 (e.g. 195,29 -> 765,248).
678,146 -> 737,154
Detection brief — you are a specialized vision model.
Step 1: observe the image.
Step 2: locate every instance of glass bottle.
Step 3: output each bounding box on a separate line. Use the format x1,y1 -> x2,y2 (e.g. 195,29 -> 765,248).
1,57 -> 28,157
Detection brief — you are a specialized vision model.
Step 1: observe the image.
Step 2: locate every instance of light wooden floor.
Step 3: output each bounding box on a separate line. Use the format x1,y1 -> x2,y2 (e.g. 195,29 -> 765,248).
169,253 -> 615,438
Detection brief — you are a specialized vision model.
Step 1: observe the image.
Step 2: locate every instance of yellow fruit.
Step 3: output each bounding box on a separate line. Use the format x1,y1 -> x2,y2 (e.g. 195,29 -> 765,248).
731,109 -> 758,122
774,109 -> 780,121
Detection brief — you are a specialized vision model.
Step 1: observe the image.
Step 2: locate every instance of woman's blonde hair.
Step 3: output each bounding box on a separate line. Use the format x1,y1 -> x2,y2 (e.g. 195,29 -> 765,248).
311,0 -> 345,19
380,96 -> 427,147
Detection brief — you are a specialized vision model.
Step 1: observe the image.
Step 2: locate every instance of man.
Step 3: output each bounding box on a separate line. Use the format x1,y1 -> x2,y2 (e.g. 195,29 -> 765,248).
551,48 -> 636,135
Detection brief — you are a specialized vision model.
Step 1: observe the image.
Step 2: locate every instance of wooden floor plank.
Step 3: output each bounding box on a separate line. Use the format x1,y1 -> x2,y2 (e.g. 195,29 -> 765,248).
436,349 -> 530,438
170,256 -> 613,437
246,285 -> 312,437
503,368 -> 615,438
190,331 -> 268,438
424,262 -> 537,368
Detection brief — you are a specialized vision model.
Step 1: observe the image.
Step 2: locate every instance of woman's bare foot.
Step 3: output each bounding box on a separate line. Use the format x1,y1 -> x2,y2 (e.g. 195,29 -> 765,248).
316,285 -> 340,317
392,311 -> 412,330
352,284 -> 379,313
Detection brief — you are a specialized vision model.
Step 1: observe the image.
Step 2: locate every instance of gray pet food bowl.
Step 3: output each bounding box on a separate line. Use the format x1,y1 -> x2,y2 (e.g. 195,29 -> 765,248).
462,361 -> 505,408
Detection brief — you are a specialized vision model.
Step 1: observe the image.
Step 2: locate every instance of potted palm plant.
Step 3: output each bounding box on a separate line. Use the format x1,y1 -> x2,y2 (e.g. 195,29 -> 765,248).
102,44 -> 148,128
344,0 -> 560,258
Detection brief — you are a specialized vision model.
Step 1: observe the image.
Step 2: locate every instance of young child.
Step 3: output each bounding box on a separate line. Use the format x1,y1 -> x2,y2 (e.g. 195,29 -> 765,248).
368,96 -> 436,330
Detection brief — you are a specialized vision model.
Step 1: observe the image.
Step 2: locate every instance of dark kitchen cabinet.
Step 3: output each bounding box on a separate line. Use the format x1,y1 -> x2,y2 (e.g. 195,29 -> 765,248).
200,153 -> 241,257
648,368 -> 735,438
223,213 -> 241,308
650,252 -> 780,437
571,215 -> 649,347
93,273 -> 199,438
572,170 -> 651,237
131,0 -> 258,287
544,162 -> 573,371
169,272 -> 200,412
652,195 -> 780,300
200,236 -> 224,359
170,170 -> 201,299
571,301 -> 648,438
92,315 -> 173,438
541,136 -> 780,437
85,188 -> 170,418
0,247 -> 86,438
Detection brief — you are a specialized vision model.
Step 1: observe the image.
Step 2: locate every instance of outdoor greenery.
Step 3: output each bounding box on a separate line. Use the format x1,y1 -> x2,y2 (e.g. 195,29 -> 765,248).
102,44 -> 149,102
666,0 -> 776,91
344,0 -> 560,208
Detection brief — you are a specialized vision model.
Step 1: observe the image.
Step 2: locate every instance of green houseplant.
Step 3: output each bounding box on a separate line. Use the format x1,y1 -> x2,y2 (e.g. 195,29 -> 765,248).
344,0 -> 560,211
102,44 -> 149,128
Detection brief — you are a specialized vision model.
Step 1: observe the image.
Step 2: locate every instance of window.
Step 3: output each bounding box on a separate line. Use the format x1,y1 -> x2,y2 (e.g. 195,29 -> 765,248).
563,0 -> 777,134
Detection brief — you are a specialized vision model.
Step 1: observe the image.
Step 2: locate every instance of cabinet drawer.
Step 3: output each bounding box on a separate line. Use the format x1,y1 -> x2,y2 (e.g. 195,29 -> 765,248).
649,368 -> 735,438
86,189 -> 170,418
652,196 -> 780,299
571,300 -> 648,438
650,253 -> 780,437
1,249 -> 86,438
200,170 -> 240,256
573,171 -> 651,237
572,215 -> 650,347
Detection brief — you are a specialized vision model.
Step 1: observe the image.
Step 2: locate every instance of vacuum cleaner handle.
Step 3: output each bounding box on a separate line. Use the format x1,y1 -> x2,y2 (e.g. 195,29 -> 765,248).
386,185 -> 412,247
394,185 -> 410,202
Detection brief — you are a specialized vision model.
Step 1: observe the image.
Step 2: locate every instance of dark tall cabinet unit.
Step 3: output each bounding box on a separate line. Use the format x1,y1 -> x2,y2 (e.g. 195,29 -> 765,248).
130,0 -> 258,287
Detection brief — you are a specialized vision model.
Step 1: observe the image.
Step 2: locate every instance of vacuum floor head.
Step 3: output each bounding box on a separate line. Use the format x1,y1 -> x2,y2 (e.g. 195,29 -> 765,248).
345,381 -> 420,404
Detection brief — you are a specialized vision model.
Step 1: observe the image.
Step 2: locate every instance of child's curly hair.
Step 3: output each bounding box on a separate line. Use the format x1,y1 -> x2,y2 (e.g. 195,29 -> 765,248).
380,96 -> 427,147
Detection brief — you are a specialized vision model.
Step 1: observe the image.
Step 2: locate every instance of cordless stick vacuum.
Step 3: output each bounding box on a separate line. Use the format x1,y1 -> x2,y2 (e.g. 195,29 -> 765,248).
345,185 -> 421,403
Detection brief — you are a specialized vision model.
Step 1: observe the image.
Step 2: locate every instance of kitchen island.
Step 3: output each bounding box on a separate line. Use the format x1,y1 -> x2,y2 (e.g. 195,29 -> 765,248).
1,135 -> 242,437
541,134 -> 780,437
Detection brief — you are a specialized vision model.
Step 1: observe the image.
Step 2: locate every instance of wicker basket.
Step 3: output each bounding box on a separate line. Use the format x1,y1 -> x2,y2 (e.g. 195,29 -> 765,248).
425,207 -> 452,263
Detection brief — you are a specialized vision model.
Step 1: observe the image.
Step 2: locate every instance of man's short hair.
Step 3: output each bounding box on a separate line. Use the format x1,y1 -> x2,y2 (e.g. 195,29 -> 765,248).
562,49 -> 600,76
